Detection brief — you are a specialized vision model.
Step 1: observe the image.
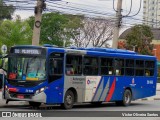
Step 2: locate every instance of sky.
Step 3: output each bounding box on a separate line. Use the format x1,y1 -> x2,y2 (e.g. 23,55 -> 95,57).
8,0 -> 143,46
11,0 -> 143,28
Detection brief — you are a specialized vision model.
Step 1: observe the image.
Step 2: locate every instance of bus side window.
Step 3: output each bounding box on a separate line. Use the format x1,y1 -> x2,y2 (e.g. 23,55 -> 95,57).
125,59 -> 134,76
135,60 -> 144,76
49,59 -> 55,74
145,69 -> 150,76
49,53 -> 64,83
145,61 -> 155,76
66,55 -> 82,75
100,57 -> 114,75
83,56 -> 98,75
114,58 -> 124,76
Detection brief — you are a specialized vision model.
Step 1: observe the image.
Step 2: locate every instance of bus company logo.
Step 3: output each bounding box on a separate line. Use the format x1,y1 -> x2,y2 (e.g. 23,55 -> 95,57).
71,77 -> 85,84
130,78 -> 136,87
87,80 -> 96,85
87,80 -> 90,84
72,77 -> 85,81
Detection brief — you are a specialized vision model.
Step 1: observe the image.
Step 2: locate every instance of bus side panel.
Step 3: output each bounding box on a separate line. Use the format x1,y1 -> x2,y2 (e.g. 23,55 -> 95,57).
130,77 -> 156,99
136,77 -> 156,99
110,76 -> 157,101
64,76 -> 104,103
45,77 -> 64,104
62,76 -> 156,103
107,76 -> 125,101
91,76 -> 114,102
63,76 -> 86,103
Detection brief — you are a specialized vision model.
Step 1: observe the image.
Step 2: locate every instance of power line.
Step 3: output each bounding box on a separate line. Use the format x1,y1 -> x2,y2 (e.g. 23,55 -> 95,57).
113,0 -> 118,12
47,1 -> 115,16
123,0 -> 142,17
3,0 -> 159,28
123,0 -> 132,17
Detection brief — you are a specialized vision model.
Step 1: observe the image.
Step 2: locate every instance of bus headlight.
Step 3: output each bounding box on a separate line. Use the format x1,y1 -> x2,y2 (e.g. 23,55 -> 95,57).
35,87 -> 46,95
35,90 -> 40,95
40,87 -> 45,92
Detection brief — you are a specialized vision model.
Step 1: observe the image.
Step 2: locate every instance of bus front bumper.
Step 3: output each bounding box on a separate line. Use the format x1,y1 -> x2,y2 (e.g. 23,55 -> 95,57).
4,90 -> 47,103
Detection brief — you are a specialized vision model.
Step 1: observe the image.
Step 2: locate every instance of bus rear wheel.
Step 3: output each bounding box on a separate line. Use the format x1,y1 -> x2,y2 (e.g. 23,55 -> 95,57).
29,101 -> 41,107
116,89 -> 132,106
62,90 -> 74,109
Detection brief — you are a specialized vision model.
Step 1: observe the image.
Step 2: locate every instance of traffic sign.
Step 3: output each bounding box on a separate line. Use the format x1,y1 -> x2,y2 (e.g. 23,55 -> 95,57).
1,45 -> 7,54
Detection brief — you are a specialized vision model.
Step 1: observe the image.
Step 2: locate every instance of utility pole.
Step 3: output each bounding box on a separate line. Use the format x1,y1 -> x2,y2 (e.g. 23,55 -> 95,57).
32,0 -> 46,46
112,0 -> 123,49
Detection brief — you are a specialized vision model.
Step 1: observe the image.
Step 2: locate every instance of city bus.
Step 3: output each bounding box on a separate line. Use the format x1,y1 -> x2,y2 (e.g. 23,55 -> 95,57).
1,45 -> 157,109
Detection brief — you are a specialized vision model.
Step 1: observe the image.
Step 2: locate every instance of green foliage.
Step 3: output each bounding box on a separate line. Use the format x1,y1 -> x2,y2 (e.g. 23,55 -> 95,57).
41,13 -> 68,46
0,0 -> 15,20
0,19 -> 32,52
125,24 -> 154,55
26,13 -> 83,47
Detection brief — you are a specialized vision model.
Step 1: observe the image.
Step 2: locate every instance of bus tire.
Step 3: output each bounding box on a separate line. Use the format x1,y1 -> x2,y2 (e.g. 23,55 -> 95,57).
116,89 -> 132,106
29,101 -> 41,107
62,90 -> 74,109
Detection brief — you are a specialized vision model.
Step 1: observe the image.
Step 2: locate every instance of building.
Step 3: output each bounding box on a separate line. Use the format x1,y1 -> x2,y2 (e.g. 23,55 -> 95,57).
119,28 -> 160,60
143,0 -> 160,28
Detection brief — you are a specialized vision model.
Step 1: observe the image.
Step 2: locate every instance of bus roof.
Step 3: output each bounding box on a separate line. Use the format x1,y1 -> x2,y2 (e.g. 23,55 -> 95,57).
46,46 -> 156,60
11,45 -> 156,60
11,45 -> 136,55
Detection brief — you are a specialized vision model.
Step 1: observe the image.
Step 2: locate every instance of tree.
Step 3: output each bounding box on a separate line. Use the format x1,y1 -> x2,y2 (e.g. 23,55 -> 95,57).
0,0 -> 15,20
125,25 -> 154,55
0,17 -> 32,51
118,41 -> 126,49
27,13 -> 83,47
72,18 -> 114,48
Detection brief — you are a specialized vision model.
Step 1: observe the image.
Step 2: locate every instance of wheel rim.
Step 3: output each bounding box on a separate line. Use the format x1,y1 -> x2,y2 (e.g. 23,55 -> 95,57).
125,93 -> 130,104
66,94 -> 72,105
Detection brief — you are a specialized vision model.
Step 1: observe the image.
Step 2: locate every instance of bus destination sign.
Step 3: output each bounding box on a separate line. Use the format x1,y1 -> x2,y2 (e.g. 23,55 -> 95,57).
14,49 -> 41,55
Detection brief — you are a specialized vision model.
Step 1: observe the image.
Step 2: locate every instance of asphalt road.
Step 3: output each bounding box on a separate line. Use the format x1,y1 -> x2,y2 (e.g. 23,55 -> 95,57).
0,92 -> 160,120
0,100 -> 160,120
0,100 -> 160,111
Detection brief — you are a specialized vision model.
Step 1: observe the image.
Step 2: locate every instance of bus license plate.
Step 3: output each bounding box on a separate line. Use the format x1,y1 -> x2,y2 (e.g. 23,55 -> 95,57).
17,95 -> 24,99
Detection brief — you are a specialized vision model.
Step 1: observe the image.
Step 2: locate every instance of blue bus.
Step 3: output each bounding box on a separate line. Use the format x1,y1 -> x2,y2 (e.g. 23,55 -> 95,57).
2,45 -> 157,109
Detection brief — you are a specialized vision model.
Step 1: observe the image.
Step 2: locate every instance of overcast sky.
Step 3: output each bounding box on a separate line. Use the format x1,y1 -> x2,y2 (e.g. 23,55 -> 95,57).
9,0 -> 143,46
13,0 -> 143,28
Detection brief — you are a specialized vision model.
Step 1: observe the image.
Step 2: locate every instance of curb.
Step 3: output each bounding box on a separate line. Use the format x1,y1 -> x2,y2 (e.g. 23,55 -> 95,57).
140,96 -> 160,101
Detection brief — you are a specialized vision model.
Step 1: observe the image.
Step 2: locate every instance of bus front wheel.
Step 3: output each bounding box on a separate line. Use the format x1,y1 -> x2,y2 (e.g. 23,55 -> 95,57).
62,90 -> 74,109
116,89 -> 132,106
29,101 -> 41,107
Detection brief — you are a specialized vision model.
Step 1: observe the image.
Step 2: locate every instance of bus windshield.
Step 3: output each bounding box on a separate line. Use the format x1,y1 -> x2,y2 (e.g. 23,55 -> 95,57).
8,56 -> 46,81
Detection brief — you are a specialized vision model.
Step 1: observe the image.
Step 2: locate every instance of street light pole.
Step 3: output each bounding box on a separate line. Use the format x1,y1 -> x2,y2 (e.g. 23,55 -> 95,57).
112,0 -> 123,49
32,0 -> 44,46
32,0 -> 61,46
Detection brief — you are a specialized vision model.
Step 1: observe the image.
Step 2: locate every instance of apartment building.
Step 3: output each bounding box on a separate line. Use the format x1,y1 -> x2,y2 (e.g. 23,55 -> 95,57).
143,0 -> 160,28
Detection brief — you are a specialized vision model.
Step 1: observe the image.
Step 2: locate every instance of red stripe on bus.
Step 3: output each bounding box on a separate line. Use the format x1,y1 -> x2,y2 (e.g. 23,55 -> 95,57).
106,77 -> 116,102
